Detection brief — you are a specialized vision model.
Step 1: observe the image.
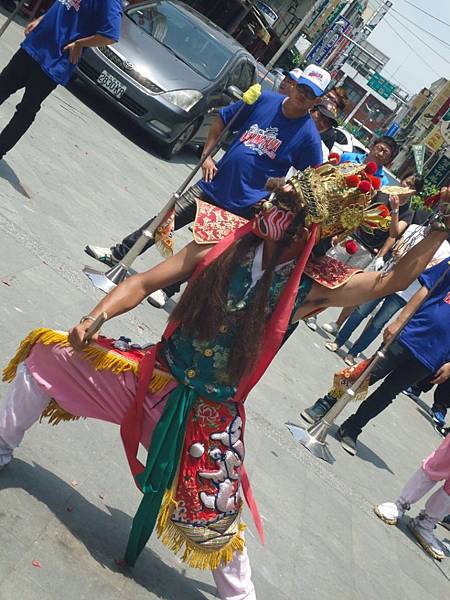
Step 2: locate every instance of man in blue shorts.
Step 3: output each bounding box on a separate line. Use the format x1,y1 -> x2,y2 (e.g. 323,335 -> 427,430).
0,0 -> 122,160
86,64 -> 329,306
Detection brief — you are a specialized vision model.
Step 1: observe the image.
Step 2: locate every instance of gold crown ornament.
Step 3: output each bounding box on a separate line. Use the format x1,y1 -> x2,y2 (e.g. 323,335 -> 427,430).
287,155 -> 396,241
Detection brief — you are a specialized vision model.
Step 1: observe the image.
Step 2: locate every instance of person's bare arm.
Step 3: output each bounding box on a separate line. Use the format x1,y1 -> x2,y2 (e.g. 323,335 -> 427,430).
201,116 -> 225,182
375,196 -> 408,262
69,241 -> 212,349
25,16 -> 44,36
377,222 -> 409,260
64,34 -> 117,65
293,221 -> 448,321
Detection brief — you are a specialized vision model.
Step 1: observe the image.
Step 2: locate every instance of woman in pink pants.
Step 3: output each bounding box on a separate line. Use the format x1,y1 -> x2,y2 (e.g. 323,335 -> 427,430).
374,434 -> 450,560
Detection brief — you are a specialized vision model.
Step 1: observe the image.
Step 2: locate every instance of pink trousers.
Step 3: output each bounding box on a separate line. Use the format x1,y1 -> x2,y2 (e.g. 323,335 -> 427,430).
0,345 -> 256,600
394,433 -> 450,529
422,432 -> 450,494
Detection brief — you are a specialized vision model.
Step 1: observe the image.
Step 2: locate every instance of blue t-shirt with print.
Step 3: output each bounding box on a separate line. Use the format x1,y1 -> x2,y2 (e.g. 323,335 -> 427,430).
198,92 -> 323,215
340,151 -> 389,186
399,257 -> 450,372
22,0 -> 122,86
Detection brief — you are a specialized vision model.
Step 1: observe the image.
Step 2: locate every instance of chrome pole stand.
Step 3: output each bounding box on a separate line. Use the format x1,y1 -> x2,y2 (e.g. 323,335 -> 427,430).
289,260 -> 450,463
83,224 -> 160,293
287,350 -> 384,464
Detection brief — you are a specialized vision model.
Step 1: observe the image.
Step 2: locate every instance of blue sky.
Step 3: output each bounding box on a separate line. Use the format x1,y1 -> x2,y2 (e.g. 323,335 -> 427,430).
366,0 -> 450,95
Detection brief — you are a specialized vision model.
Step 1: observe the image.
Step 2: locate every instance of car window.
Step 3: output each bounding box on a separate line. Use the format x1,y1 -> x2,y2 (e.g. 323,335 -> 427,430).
240,62 -> 255,90
227,63 -> 244,89
227,61 -> 254,93
126,3 -> 233,80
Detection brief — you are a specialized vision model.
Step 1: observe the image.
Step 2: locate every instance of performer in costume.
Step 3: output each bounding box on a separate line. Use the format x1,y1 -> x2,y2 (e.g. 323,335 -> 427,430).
0,159 -> 449,598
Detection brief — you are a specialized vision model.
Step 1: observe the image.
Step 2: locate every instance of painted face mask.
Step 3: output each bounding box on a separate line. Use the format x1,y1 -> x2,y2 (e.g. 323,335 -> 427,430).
253,202 -> 296,241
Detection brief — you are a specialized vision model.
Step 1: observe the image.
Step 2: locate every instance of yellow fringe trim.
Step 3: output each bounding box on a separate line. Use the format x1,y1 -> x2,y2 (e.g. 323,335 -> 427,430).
40,399 -> 81,426
2,328 -> 172,394
156,489 -> 246,570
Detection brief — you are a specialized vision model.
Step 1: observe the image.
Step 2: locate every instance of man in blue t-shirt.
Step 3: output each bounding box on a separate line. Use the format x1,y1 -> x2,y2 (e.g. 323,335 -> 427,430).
0,0 -> 122,160
86,64 -> 328,307
340,135 -> 398,187
314,257 -> 450,455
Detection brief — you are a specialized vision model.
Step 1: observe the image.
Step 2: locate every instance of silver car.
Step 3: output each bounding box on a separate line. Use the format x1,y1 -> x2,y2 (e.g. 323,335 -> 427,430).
76,0 -> 256,157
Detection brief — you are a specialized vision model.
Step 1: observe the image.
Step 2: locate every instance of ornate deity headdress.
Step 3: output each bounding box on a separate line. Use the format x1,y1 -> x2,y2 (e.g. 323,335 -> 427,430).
286,157 -> 396,241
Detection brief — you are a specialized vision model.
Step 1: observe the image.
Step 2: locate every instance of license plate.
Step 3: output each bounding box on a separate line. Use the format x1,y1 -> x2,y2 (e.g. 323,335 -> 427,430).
97,70 -> 126,99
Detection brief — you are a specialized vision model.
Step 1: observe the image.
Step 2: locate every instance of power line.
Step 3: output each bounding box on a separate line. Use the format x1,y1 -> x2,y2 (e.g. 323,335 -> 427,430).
384,13 -> 450,66
390,7 -> 450,50
400,0 -> 450,28
382,16 -> 442,78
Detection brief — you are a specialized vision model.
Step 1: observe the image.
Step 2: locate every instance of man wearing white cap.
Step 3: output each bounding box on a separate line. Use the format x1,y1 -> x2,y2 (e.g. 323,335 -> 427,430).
278,67 -> 303,95
86,65 -> 330,307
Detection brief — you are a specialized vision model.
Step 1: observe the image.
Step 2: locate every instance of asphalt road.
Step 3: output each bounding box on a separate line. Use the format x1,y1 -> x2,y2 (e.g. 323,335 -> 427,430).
0,16 -> 449,600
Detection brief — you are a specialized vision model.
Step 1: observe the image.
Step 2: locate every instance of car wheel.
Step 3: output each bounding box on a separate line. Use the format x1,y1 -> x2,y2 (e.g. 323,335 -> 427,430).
160,119 -> 201,159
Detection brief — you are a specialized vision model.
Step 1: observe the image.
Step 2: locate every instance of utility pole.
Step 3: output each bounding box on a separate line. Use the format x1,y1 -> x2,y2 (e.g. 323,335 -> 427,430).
265,0 -> 324,70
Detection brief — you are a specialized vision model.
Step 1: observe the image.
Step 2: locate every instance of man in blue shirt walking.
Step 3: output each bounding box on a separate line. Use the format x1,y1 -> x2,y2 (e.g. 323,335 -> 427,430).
86,64 -> 328,307
301,257 -> 450,456
0,0 -> 122,160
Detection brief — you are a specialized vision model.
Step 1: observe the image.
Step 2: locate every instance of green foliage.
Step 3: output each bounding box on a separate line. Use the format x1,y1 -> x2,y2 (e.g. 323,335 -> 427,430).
278,47 -> 301,70
409,182 -> 440,210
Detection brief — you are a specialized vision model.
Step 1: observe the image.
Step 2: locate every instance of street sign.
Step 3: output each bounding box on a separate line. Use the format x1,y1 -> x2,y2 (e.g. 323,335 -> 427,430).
385,122 -> 399,137
426,155 -> 450,188
443,108 -> 450,122
427,80 -> 450,125
424,125 -> 445,153
306,16 -> 351,66
412,144 -> 425,176
441,119 -> 450,145
367,72 -> 396,100
255,1 -> 278,27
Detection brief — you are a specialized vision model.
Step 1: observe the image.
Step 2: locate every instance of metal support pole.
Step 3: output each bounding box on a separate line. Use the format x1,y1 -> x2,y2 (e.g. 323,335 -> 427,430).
83,87 -> 253,292
0,0 -> 27,38
288,258 -> 450,464
344,90 -> 369,124
265,0 -> 324,70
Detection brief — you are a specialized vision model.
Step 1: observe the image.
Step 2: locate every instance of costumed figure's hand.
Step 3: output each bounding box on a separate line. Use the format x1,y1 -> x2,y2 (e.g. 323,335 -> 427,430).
431,362 -> 450,386
68,320 -> 99,351
64,40 -> 83,64
25,18 -> 42,36
202,155 -> 218,183
383,320 -> 401,344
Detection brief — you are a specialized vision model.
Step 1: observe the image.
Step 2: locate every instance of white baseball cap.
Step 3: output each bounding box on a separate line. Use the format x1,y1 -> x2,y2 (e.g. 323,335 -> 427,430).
289,64 -> 331,97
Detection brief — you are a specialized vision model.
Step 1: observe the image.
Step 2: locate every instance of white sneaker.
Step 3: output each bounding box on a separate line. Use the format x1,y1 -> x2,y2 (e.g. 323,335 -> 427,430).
373,502 -> 404,525
325,341 -> 339,352
85,245 -> 119,267
408,516 -> 446,560
322,322 -> 338,335
147,289 -> 168,308
305,316 -> 317,331
344,354 -> 356,366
